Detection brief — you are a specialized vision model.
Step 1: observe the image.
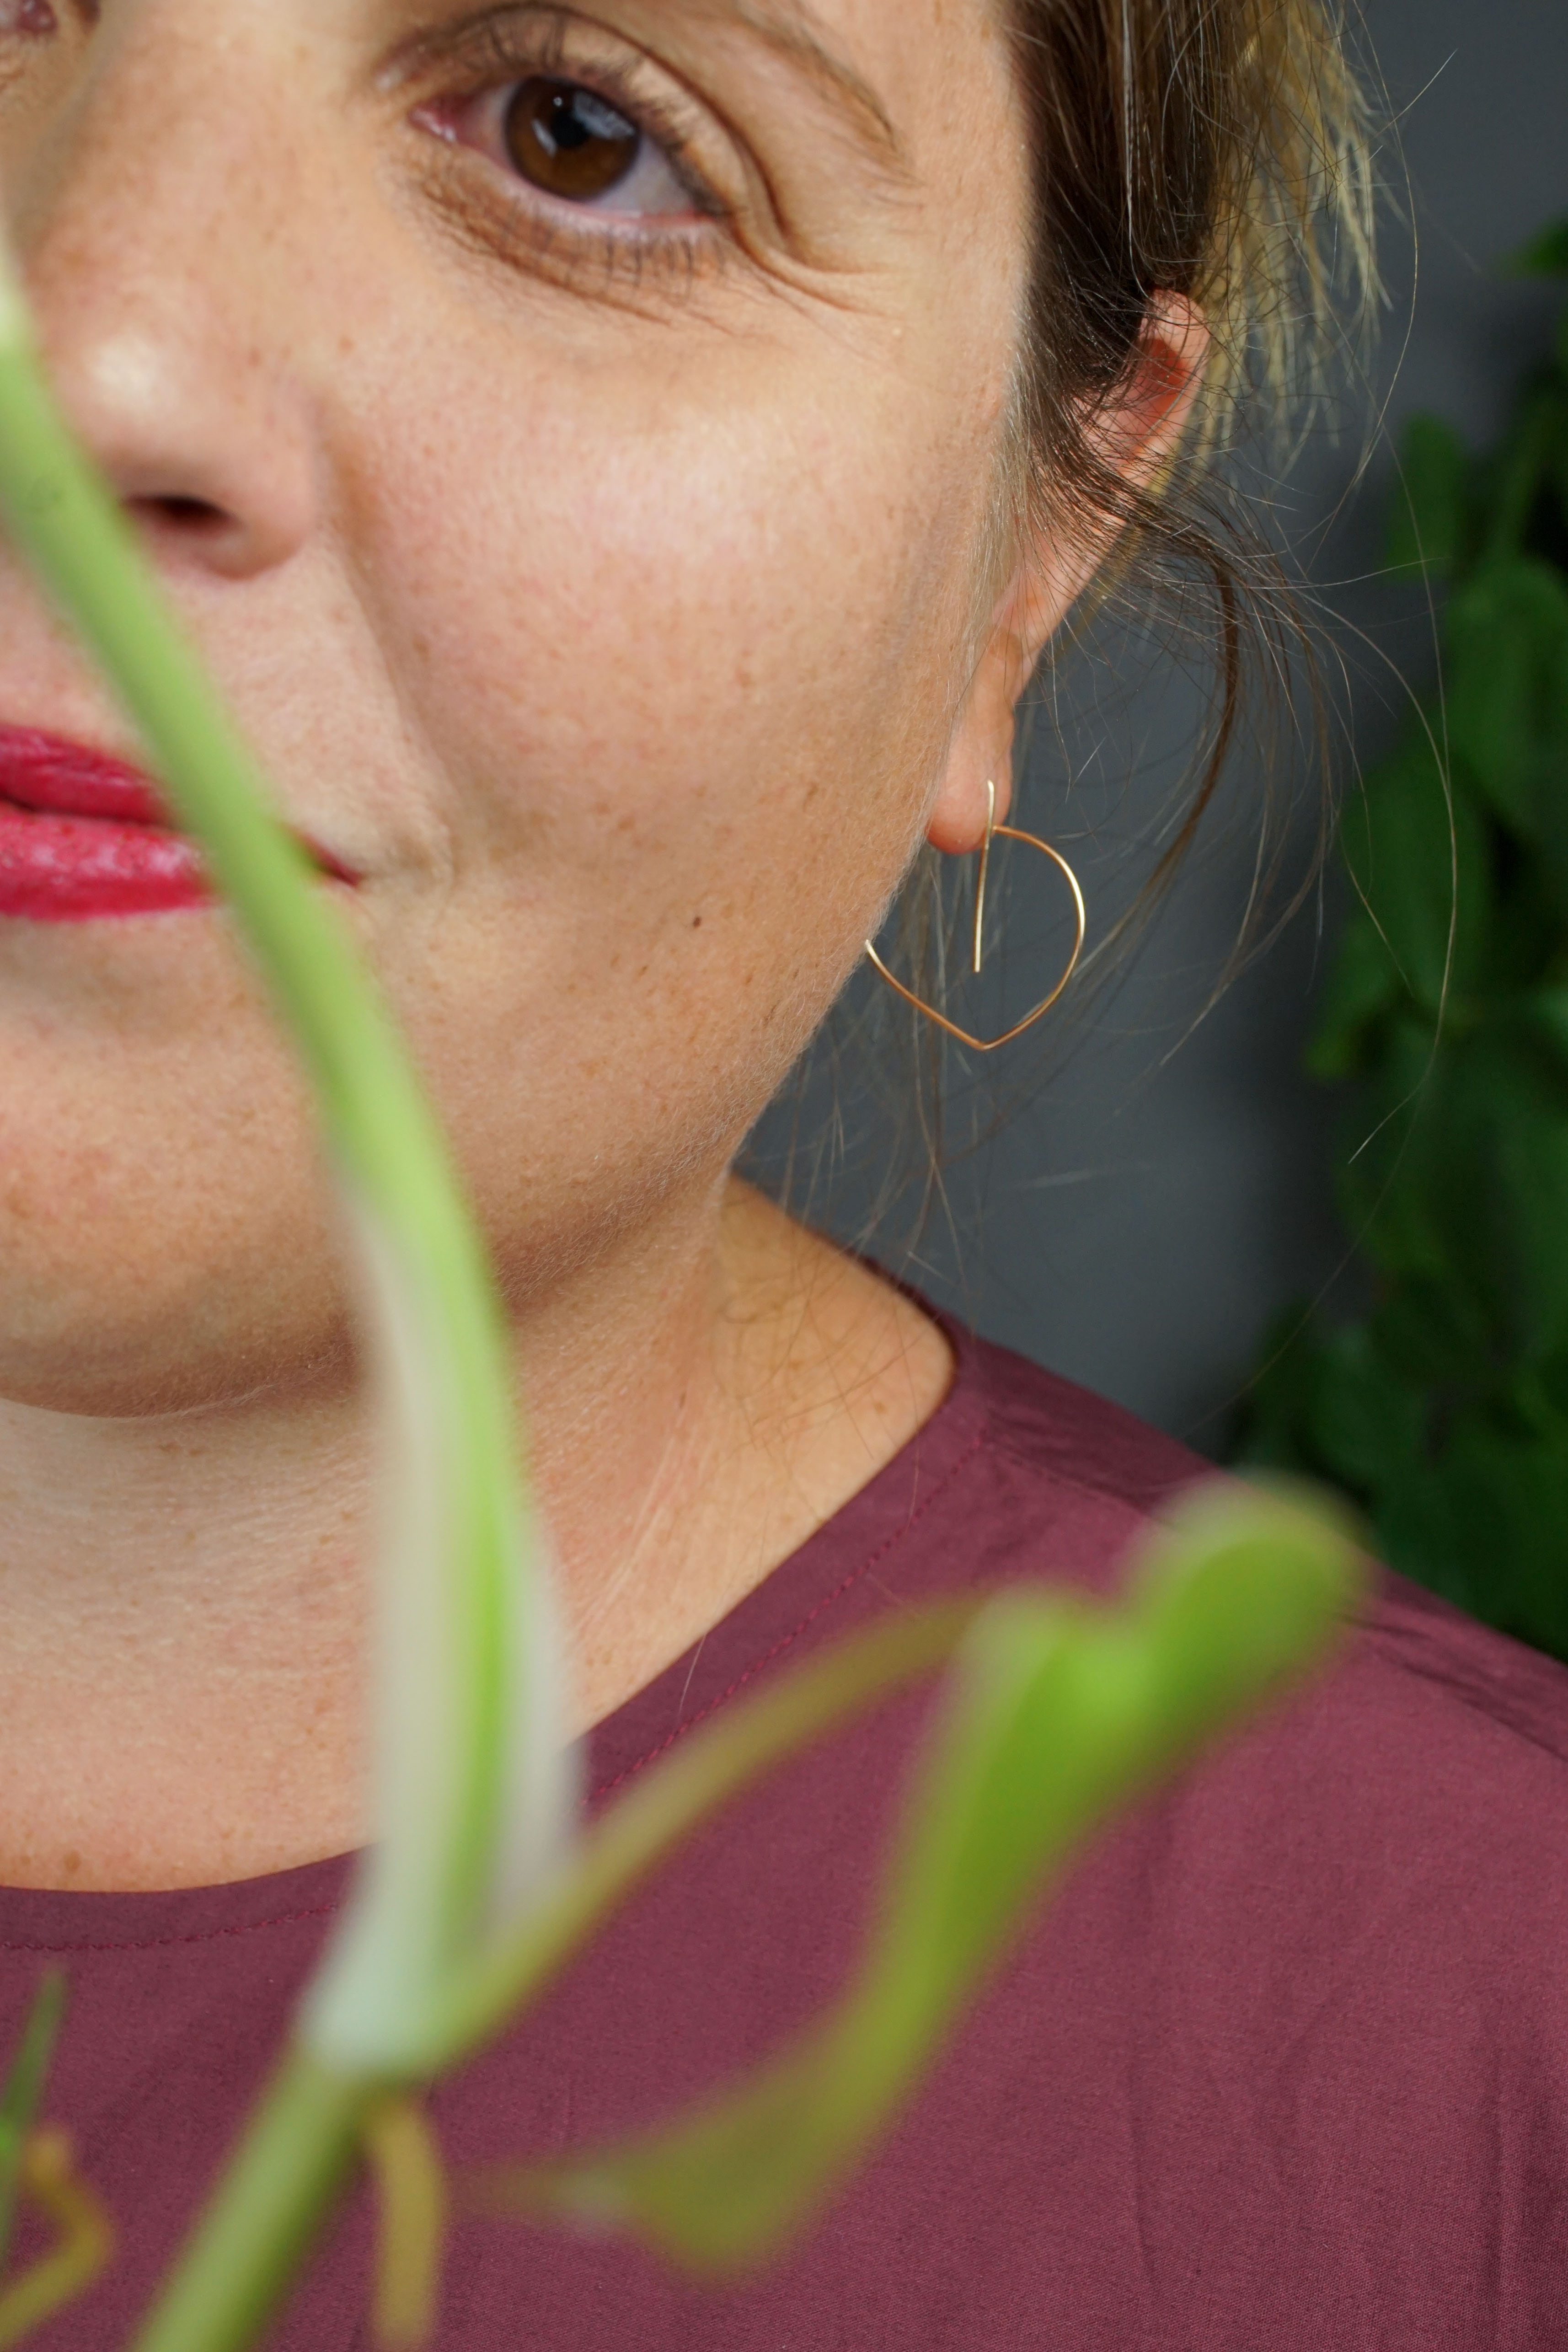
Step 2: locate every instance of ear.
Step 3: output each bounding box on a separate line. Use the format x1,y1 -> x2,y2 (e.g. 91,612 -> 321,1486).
925,295 -> 1209,856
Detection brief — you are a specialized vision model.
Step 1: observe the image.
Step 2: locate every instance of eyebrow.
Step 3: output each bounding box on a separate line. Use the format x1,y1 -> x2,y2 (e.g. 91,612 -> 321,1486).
726,0 -> 905,170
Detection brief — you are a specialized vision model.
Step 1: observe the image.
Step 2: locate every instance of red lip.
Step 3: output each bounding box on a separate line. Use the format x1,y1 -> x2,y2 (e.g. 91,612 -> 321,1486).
0,726 -> 349,922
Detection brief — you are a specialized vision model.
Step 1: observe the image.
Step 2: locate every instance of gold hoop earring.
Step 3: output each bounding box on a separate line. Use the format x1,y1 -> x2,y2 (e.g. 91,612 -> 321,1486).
865,782 -> 1086,1054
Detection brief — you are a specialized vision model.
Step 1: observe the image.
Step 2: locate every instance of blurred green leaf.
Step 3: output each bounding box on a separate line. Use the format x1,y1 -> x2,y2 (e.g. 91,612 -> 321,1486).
1368,1280 -> 1491,1392
1338,735 -> 1490,1017
1481,850 -> 1561,991
1234,225 -> 1568,1669
1511,218 -> 1568,279
1490,1078 -> 1568,1362
421,1598 -> 988,2072
1306,908 -> 1402,1078
470,1485 -> 1362,2275
1519,984 -> 1568,1074
1344,1027 -> 1568,1365
1333,1014 -> 1454,1289
0,1977 -> 66,2282
1374,1415 -> 1568,1661
1386,413 -> 1470,578
1485,390 -> 1568,561
1427,1033 -> 1568,1361
1445,559 -> 1568,845
1231,1308 -> 1325,1474
1368,1457 -> 1488,1619
1307,1326 -> 1425,1489
0,2128 -> 114,2352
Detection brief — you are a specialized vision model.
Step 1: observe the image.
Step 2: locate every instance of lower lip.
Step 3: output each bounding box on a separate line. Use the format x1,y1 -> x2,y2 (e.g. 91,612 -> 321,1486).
0,802 -> 213,922
0,727 -> 353,921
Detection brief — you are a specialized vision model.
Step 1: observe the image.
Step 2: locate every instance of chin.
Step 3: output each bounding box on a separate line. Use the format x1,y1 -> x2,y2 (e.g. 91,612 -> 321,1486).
0,1214 -> 357,1421
0,987 -> 359,1411
0,1317 -> 359,1422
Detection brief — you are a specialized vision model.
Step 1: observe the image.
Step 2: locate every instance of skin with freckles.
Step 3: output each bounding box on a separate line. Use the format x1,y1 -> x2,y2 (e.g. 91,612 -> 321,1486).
0,0 -> 1203,1888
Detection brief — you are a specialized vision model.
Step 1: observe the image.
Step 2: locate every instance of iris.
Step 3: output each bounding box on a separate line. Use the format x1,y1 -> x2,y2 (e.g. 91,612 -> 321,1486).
504,78 -> 642,204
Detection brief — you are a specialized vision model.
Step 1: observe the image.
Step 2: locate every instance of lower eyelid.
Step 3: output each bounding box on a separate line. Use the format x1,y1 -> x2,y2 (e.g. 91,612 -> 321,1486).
411,117 -> 732,297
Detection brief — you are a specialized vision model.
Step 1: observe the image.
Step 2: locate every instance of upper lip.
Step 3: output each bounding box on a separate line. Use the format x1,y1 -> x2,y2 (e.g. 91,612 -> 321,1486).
0,723 -> 358,882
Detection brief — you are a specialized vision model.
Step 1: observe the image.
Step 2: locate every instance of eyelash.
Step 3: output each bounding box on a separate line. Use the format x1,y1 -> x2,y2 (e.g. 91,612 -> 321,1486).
415,16 -> 731,284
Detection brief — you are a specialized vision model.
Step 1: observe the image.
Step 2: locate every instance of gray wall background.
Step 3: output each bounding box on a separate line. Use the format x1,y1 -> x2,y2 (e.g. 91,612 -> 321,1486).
755,0 -> 1568,1452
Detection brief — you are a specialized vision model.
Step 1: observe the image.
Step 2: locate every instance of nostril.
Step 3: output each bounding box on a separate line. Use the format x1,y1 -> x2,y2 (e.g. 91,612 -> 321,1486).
113,475 -> 308,579
124,493 -> 265,578
141,495 -> 229,532
120,488 -> 302,582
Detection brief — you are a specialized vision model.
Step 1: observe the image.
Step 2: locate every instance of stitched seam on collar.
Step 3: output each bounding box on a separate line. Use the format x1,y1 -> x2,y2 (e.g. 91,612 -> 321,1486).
984,1423 -> 1197,1518
0,1900 -> 339,1959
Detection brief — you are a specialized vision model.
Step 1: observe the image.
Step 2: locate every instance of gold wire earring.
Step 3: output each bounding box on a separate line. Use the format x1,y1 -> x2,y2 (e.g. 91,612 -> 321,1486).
865,781 -> 1086,1054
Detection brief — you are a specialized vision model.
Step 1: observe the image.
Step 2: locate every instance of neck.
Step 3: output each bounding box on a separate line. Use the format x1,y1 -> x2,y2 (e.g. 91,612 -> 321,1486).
0,1180 -> 949,1891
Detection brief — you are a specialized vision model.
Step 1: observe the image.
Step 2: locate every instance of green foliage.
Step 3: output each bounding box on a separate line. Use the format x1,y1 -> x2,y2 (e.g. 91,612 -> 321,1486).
0,1979 -> 64,2280
1513,219 -> 1568,279
0,1976 -> 113,2351
1384,414 -> 1470,580
134,1501 -> 1362,2348
1238,223 -> 1568,1661
471,1485 -> 1359,2275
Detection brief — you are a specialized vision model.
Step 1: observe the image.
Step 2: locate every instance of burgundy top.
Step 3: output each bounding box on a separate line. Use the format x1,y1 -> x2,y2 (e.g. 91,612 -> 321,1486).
6,1327 -> 1568,2349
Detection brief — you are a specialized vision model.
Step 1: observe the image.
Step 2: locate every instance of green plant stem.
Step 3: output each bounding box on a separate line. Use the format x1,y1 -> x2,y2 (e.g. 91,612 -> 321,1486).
420,1598 -> 989,2071
127,2055 -> 371,2352
0,1973 -> 66,2277
0,320 -> 522,1974
137,1603 -> 986,2350
0,238 -> 539,2342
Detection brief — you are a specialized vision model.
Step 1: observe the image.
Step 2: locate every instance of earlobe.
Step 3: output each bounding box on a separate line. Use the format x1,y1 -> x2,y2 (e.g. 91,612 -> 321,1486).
924,621 -> 1029,855
925,599 -> 1059,855
926,757 -> 1011,857
926,296 -> 1208,863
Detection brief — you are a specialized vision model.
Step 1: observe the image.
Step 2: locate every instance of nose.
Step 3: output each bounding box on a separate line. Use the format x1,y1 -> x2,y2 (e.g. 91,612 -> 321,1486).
9,20 -> 321,583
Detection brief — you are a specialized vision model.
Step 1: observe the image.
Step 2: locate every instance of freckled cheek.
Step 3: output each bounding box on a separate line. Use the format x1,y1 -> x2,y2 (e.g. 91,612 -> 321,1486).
357,377 -> 963,940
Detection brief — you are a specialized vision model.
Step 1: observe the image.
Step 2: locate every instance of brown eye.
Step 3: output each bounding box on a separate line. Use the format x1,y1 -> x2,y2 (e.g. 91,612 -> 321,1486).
503,78 -> 642,204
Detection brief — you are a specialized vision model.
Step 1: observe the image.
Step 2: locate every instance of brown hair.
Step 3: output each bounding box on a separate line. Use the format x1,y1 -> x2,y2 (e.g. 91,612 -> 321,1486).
1007,0 -> 1375,909
1012,0 -> 1374,489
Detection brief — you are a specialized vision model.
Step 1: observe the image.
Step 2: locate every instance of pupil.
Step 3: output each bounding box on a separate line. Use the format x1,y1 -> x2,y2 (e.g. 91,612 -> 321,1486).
506,78 -> 642,203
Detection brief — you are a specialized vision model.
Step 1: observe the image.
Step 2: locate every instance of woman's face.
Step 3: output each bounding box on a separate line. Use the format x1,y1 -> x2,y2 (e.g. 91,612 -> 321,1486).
0,0 -> 1030,1414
